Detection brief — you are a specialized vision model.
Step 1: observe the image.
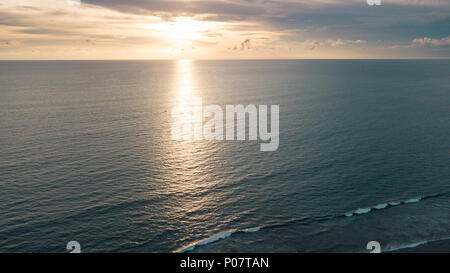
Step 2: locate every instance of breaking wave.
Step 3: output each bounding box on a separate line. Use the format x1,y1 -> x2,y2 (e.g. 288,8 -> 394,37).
342,196 -> 426,217
175,191 -> 448,253
383,236 -> 450,252
174,228 -> 262,253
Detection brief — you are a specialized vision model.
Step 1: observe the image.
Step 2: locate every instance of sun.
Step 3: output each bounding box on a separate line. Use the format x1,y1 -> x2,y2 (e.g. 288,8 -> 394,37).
152,17 -> 215,44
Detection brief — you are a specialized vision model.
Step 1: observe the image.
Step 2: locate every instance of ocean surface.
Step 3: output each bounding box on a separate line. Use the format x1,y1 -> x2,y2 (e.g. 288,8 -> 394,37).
0,60 -> 449,253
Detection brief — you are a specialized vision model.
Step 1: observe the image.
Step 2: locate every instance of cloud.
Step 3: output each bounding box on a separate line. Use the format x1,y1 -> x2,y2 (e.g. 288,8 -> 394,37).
305,40 -> 320,50
410,36 -> 450,48
327,39 -> 366,47
0,39 -> 19,48
303,39 -> 366,50
1,0 -> 449,59
83,0 -> 266,17
0,11 -> 34,27
240,38 -> 251,50
228,38 -> 251,51
388,0 -> 450,6
82,0 -> 450,18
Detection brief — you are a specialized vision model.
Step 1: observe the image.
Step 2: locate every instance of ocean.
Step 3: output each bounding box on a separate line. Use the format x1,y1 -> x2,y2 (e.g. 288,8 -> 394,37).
0,60 -> 449,253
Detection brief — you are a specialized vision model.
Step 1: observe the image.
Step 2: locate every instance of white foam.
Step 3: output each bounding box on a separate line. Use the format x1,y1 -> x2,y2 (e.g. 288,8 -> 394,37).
404,198 -> 421,204
355,208 -> 371,215
197,231 -> 234,246
174,230 -> 236,253
384,236 -> 450,252
174,227 -> 261,253
244,227 -> 261,233
343,195 -> 426,218
175,193 -> 438,252
374,203 -> 388,210
385,241 -> 428,252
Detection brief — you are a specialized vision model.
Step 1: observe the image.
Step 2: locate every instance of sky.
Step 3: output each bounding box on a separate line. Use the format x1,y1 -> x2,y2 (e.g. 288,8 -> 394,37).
0,0 -> 449,59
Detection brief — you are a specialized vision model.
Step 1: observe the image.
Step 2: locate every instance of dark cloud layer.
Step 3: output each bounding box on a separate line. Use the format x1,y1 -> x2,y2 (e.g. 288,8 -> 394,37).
82,0 -> 450,42
84,0 -> 266,17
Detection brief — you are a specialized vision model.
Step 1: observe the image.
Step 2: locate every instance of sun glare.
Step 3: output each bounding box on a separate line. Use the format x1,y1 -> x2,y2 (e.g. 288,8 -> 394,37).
153,17 -> 214,44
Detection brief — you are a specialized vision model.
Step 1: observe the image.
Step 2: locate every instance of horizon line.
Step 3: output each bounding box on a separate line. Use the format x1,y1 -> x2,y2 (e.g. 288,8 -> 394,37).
1,57 -> 449,61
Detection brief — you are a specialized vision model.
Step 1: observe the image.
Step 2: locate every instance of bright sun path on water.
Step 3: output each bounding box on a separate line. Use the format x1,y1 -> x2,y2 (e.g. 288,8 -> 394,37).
177,59 -> 195,98
172,59 -> 198,140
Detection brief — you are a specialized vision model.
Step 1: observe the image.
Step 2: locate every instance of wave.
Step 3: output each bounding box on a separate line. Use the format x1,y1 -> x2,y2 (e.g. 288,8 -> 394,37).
243,227 -> 261,233
174,227 -> 262,253
342,196 -> 425,217
404,198 -> 421,204
175,191 -> 449,253
383,236 -> 450,253
341,191 -> 450,218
